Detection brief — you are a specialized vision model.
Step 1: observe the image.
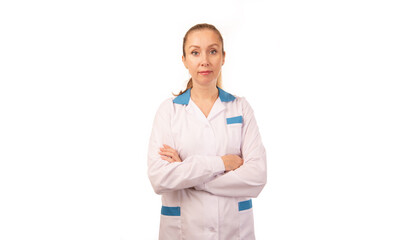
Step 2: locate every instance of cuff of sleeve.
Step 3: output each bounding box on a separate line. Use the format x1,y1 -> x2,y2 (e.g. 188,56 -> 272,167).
210,156 -> 225,174
196,156 -> 224,191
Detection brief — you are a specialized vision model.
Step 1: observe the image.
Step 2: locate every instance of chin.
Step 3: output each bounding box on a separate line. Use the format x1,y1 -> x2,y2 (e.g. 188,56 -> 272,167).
194,78 -> 217,87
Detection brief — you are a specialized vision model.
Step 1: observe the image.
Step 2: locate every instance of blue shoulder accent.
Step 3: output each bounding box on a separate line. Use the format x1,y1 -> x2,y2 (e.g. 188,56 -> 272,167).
218,87 -> 236,102
173,88 -> 191,105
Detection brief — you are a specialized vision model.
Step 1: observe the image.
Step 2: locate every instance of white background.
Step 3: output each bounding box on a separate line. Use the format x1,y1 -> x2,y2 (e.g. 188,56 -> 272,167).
1,0 -> 399,239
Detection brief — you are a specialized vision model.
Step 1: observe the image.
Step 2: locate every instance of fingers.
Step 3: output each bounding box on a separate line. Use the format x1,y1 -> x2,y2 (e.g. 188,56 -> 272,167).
159,148 -> 176,157
160,147 -> 176,155
159,145 -> 182,163
161,145 -> 178,155
161,155 -> 174,163
159,150 -> 174,159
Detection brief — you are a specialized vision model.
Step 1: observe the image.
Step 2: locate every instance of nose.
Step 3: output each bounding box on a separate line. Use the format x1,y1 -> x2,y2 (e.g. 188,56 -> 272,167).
200,54 -> 210,67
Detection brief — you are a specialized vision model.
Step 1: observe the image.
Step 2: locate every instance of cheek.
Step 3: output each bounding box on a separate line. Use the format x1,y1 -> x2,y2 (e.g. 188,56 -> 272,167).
188,65 -> 196,73
213,56 -> 223,65
188,62 -> 198,71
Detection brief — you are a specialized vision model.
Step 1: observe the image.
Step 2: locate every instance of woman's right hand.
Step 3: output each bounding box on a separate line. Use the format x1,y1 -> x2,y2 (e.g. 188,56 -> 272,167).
221,154 -> 244,171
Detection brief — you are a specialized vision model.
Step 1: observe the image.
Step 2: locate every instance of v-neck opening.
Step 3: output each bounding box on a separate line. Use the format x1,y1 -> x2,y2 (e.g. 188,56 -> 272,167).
189,97 -> 225,122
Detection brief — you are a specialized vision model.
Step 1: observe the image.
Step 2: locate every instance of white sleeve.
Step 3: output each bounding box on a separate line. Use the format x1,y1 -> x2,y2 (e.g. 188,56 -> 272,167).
195,98 -> 267,198
147,100 -> 226,195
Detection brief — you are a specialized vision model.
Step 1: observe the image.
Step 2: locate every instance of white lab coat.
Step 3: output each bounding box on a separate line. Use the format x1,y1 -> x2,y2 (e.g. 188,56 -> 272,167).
148,87 -> 267,240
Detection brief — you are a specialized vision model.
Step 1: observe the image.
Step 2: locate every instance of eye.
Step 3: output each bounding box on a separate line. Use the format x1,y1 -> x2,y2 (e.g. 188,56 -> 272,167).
191,51 -> 199,56
210,49 -> 217,54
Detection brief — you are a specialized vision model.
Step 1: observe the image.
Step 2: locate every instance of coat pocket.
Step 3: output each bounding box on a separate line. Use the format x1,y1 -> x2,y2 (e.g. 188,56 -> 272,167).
159,206 -> 181,240
226,115 -> 243,125
238,199 -> 255,240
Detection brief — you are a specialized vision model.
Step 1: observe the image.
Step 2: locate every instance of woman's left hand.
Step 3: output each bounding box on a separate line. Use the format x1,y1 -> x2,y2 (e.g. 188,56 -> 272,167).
159,144 -> 182,163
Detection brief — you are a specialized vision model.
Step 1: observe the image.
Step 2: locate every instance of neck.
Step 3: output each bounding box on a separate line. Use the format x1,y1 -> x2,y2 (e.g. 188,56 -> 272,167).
191,84 -> 219,102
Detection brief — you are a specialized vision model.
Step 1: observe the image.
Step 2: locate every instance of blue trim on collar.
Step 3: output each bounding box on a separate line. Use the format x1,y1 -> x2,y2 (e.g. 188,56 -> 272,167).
172,87 -> 236,105
173,88 -> 191,105
218,87 -> 236,102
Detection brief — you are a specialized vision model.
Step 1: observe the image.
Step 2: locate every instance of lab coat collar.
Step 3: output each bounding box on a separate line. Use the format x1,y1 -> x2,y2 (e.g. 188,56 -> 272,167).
173,87 -> 236,105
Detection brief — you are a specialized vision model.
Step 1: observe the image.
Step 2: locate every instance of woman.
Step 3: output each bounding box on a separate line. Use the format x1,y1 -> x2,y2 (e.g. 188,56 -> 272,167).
148,23 -> 267,240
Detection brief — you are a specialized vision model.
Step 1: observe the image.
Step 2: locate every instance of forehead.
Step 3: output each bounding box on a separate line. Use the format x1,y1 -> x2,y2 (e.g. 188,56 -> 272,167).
186,29 -> 221,48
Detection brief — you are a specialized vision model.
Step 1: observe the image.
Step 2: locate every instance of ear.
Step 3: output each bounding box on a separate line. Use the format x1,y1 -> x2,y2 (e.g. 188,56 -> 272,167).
222,51 -> 226,66
182,55 -> 188,69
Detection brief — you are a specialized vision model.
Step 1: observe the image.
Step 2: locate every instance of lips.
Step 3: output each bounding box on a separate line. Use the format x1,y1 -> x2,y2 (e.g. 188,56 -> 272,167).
199,71 -> 212,75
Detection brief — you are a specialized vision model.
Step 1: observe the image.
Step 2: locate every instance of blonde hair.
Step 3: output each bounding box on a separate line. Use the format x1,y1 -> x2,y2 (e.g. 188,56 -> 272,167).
175,23 -> 225,96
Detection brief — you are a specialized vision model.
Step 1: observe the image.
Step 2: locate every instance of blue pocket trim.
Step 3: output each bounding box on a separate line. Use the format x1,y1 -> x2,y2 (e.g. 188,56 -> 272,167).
227,116 -> 243,125
238,199 -> 252,211
161,206 -> 181,216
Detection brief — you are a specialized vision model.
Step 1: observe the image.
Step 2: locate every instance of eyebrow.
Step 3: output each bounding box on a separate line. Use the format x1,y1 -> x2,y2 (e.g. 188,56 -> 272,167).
188,43 -> 220,49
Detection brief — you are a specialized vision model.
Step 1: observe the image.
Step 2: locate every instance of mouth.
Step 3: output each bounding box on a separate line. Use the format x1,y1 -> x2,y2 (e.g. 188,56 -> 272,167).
199,71 -> 212,75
